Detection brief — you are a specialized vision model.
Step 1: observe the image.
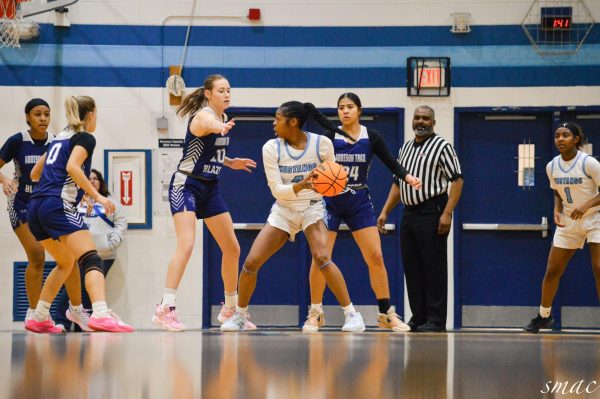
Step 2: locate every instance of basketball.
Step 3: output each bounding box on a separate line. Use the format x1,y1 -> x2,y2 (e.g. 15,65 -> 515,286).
312,161 -> 348,196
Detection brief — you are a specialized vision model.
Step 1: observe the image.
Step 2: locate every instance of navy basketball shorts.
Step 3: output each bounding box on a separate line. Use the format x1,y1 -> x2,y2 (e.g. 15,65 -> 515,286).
7,196 -> 28,230
324,188 -> 377,232
27,196 -> 87,241
169,173 -> 229,220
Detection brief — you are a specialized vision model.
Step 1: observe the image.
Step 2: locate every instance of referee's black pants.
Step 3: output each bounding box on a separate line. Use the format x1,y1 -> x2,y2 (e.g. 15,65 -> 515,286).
400,194 -> 448,327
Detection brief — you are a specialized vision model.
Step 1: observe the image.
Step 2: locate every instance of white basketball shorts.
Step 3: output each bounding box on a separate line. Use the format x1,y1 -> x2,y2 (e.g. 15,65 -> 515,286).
553,211 -> 600,249
267,200 -> 326,242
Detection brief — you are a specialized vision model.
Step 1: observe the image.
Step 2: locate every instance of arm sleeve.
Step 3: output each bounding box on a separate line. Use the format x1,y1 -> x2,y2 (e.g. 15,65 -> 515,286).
262,141 -> 297,201
546,161 -> 556,190
70,132 -> 96,158
368,129 -> 408,181
107,202 -> 127,250
439,142 -> 463,181
318,136 -> 335,163
0,134 -> 22,163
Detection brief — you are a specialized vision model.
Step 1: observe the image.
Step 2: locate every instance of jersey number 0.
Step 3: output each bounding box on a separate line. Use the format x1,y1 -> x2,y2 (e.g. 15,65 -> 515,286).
46,143 -> 63,165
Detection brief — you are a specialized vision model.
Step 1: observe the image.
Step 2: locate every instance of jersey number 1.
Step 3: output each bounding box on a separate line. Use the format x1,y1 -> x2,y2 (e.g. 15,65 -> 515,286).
564,187 -> 573,203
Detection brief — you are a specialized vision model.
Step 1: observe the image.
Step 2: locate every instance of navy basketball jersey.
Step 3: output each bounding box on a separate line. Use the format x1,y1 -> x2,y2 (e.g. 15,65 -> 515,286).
32,130 -> 95,205
176,106 -> 229,180
0,131 -> 53,202
333,125 -> 373,188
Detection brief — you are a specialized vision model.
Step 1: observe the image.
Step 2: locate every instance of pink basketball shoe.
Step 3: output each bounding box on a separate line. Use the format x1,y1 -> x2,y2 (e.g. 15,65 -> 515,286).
88,311 -> 134,333
152,304 -> 185,332
25,317 -> 63,334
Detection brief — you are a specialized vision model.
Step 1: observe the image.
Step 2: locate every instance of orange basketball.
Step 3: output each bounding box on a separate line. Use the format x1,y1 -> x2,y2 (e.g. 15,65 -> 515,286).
312,161 -> 348,197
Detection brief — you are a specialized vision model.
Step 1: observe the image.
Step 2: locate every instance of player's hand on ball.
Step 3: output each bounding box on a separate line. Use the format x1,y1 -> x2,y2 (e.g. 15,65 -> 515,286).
298,173 -> 316,191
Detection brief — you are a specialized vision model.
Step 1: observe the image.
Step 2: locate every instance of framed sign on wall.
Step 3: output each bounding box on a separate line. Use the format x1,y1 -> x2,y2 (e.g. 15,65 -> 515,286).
407,57 -> 451,97
104,149 -> 152,229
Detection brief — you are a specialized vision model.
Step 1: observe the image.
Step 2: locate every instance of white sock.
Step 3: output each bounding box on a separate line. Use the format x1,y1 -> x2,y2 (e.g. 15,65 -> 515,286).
92,301 -> 109,317
35,301 -> 51,320
162,288 -> 177,307
342,303 -> 356,315
311,303 -> 324,313
224,292 -> 238,308
236,306 -> 248,314
69,302 -> 83,312
539,306 -> 552,318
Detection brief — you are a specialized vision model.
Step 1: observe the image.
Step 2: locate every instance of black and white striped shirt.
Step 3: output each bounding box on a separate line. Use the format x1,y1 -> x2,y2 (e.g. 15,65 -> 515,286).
395,133 -> 462,206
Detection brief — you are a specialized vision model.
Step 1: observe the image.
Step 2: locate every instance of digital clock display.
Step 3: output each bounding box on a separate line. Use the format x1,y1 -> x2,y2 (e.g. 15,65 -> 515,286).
542,16 -> 572,30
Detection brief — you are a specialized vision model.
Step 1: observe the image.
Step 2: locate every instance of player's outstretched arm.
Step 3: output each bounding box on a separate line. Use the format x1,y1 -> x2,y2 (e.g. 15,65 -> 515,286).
223,157 -> 257,173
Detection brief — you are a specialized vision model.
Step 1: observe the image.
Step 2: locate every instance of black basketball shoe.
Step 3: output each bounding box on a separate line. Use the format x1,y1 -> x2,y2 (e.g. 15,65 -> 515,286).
524,314 -> 554,333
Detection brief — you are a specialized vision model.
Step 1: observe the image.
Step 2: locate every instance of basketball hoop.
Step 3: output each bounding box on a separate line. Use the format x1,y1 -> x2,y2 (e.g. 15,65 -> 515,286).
0,0 -> 28,48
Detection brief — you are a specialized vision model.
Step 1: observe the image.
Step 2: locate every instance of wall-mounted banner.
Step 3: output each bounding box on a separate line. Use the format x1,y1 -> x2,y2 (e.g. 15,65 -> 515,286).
105,150 -> 152,229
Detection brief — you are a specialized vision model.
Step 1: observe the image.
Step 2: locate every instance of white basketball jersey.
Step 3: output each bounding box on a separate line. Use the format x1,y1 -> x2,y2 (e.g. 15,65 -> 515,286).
547,151 -> 600,217
263,132 -> 334,211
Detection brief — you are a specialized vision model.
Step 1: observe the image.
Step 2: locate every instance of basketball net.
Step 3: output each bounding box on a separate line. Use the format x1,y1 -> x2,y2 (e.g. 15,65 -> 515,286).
0,0 -> 26,48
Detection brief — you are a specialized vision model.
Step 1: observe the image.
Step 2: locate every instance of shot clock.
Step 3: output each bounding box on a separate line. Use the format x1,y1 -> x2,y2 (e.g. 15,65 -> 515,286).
541,7 -> 572,31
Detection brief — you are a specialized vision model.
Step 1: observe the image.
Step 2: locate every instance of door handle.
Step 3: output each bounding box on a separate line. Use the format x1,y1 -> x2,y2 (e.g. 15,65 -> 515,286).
462,217 -> 548,238
232,223 -> 396,231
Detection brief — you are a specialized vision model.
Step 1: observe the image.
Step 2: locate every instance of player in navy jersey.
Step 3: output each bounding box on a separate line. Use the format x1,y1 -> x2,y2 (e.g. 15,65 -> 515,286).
27,95 -> 133,333
525,123 -> 600,333
221,101 -> 366,332
153,74 -> 257,332
0,98 -> 86,330
304,93 -> 421,333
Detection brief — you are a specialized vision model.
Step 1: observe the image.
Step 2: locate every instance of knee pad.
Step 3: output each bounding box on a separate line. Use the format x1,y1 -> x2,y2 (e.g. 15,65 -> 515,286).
319,260 -> 332,270
78,250 -> 103,275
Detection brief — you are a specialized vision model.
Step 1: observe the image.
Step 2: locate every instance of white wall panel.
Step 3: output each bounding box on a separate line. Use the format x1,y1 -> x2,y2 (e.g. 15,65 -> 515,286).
25,0 -> 600,26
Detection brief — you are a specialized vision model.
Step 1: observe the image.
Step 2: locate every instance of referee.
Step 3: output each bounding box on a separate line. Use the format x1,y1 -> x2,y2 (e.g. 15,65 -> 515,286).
377,106 -> 463,332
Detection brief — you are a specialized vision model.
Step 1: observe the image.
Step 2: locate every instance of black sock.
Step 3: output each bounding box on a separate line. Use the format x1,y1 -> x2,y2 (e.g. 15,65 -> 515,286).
377,298 -> 392,314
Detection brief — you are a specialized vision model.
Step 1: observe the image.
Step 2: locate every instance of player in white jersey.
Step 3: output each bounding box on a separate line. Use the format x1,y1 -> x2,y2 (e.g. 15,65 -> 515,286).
221,101 -> 366,332
526,122 -> 600,333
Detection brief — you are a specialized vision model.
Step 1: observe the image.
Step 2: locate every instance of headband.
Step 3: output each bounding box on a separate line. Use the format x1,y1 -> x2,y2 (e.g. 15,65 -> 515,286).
25,98 -> 50,114
561,122 -> 581,136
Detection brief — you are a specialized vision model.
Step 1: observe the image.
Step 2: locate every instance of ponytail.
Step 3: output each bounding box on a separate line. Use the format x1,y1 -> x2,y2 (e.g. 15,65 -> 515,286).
64,95 -> 95,132
278,101 -> 356,142
177,74 -> 228,119
176,87 -> 206,118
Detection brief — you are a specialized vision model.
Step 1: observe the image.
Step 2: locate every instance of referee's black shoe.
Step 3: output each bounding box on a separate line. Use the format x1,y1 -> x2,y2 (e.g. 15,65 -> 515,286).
407,320 -> 419,332
416,322 -> 446,332
524,314 -> 554,333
